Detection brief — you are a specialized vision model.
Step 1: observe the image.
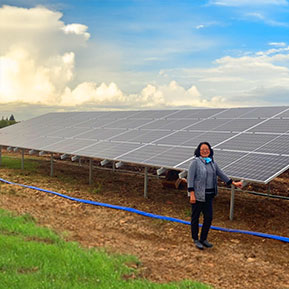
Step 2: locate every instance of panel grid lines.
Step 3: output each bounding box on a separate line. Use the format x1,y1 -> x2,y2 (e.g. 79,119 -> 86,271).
1,106 -> 288,183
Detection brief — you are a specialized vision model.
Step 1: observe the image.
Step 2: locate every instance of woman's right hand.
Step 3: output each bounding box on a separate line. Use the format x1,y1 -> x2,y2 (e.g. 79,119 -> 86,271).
190,191 -> 196,204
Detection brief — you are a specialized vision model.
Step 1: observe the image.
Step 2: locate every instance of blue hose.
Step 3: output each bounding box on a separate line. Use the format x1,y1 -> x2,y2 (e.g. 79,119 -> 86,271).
0,177 -> 288,243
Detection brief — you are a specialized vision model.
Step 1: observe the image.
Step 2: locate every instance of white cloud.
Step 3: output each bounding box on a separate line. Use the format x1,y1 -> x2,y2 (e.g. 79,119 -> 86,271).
209,0 -> 288,6
62,24 -> 90,40
244,12 -> 289,27
0,5 -> 206,110
161,51 -> 289,106
60,80 -> 203,108
0,47 -> 75,104
196,24 -> 205,29
269,42 -> 287,47
256,46 -> 289,56
1,4 -> 289,118
0,5 -> 87,105
0,5 -> 90,56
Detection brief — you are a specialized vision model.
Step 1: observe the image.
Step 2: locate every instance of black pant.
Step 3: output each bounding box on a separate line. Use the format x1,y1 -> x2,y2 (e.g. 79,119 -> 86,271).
191,194 -> 214,242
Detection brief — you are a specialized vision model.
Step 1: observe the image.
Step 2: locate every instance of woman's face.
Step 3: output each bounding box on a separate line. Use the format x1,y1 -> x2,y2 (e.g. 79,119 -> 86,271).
200,144 -> 210,158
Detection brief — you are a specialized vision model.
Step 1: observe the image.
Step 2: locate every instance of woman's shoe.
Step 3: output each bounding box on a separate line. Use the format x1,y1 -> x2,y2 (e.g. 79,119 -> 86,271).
194,240 -> 204,250
201,240 -> 213,248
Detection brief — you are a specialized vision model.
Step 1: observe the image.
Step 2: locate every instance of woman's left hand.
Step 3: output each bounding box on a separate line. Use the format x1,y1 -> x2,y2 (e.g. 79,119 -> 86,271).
232,181 -> 243,188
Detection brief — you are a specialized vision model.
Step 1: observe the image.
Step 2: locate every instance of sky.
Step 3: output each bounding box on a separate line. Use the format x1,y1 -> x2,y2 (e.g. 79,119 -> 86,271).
1,0 -> 289,120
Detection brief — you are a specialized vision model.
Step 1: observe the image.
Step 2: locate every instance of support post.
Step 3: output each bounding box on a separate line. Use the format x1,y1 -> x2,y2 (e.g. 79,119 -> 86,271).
144,167 -> 148,198
89,159 -> 92,185
267,183 -> 271,194
21,149 -> 24,170
112,161 -> 115,172
50,153 -> 54,177
0,145 -> 2,167
229,184 -> 235,221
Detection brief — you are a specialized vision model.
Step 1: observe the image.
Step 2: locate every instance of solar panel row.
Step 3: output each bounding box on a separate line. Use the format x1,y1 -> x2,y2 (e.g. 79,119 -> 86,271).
0,106 -> 288,183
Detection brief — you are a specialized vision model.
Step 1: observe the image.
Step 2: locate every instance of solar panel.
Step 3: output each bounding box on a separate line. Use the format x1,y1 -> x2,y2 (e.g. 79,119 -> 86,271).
275,110 -> 289,118
255,134 -> 289,156
212,150 -> 247,169
1,106 -> 289,183
222,153 -> 289,183
170,108 -> 225,119
76,128 -> 125,140
248,119 -> 289,133
182,132 -> 237,147
119,144 -> 165,164
43,139 -> 96,154
211,119 -> 264,132
185,119 -> 232,131
129,110 -> 178,119
71,141 -> 142,159
77,118 -> 120,128
238,106 -> 286,118
155,131 -> 203,146
110,130 -> 170,143
143,146 -> 194,168
213,107 -> 255,118
216,133 -> 277,151
103,118 -> 152,129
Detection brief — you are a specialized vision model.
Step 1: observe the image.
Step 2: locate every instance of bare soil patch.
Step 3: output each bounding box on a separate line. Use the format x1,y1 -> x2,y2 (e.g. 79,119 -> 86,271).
0,156 -> 288,289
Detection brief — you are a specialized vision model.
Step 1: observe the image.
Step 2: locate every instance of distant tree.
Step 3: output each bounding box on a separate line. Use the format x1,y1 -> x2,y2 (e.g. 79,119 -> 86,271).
9,114 -> 15,121
0,118 -> 6,128
0,115 -> 17,129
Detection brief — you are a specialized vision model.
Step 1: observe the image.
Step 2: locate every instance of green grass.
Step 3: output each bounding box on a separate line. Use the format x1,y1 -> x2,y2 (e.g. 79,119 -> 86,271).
0,209 -> 212,289
1,155 -> 39,171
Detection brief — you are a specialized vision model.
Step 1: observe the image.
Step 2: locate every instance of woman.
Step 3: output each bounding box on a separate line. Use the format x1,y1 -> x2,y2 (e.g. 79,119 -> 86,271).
187,142 -> 242,250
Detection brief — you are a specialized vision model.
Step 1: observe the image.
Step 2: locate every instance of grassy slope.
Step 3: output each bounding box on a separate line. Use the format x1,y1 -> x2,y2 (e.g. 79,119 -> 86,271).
0,155 -> 212,289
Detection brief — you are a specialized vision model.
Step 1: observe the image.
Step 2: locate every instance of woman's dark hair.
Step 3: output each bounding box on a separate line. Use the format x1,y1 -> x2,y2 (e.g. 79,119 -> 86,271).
194,142 -> 214,158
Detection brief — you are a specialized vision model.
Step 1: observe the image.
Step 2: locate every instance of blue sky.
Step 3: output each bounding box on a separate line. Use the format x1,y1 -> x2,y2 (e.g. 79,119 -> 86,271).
0,0 -> 289,120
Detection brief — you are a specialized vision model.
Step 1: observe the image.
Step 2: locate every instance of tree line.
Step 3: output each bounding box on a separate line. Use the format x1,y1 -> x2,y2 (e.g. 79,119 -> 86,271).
0,114 -> 17,128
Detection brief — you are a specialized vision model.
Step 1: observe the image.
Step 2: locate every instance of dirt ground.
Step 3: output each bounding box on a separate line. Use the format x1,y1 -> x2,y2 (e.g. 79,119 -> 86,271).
0,155 -> 288,289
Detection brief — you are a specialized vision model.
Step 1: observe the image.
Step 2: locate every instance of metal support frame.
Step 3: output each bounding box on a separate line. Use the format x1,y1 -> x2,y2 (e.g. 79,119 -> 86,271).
50,153 -> 54,177
157,167 -> 167,176
100,159 -> 110,166
71,155 -> 80,162
89,158 -> 93,185
144,167 -> 148,198
229,184 -> 235,221
60,154 -> 69,160
115,161 -> 123,169
21,149 -> 24,170
178,170 -> 187,179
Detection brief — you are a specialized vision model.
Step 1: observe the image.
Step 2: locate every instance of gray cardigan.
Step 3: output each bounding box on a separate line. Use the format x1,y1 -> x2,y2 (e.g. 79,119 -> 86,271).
187,157 -> 232,202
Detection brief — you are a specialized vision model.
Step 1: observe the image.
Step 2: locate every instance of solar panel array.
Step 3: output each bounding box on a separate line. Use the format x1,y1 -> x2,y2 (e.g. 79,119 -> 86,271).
0,106 -> 289,183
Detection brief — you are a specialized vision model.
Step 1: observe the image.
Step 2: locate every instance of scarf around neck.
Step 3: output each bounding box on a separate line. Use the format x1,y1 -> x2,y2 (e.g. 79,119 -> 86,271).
203,157 -> 212,164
